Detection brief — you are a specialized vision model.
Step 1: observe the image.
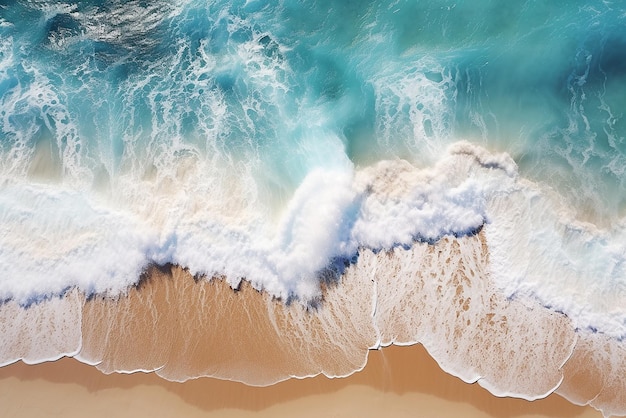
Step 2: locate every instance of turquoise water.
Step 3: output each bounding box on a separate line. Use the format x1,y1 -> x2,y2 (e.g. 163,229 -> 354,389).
3,1 -> 625,206
1,1 -> 626,337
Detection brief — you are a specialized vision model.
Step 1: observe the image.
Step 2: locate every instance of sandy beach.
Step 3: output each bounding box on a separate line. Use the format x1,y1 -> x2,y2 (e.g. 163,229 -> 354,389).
0,343 -> 602,418
0,244 -> 612,418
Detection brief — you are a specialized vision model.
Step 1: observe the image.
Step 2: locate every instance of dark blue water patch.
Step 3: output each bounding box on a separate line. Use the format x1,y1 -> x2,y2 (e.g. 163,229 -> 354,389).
317,254 -> 360,288
451,41 -> 574,141
575,325 -> 626,343
214,72 -> 237,92
576,34 -> 626,151
597,36 -> 626,81
43,13 -> 84,45
411,224 -> 485,246
6,1 -> 174,75
302,51 -> 349,102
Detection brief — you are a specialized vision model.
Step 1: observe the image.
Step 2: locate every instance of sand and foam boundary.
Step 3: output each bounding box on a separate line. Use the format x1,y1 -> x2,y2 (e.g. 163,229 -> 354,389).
1,232 -> 625,416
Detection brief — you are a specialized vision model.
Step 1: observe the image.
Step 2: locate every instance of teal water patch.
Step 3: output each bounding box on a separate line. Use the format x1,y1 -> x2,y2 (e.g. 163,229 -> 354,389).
444,2 -> 626,218
1,0 -> 626,216
1,1 -> 626,209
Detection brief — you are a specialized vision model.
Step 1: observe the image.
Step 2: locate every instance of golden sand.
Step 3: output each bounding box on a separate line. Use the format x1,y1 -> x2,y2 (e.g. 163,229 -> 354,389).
0,234 -> 617,417
80,265 -> 376,384
0,343 -> 603,418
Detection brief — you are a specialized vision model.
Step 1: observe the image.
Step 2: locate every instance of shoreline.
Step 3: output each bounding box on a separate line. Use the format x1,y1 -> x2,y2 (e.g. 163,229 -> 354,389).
0,344 -> 602,418
0,238 -> 621,416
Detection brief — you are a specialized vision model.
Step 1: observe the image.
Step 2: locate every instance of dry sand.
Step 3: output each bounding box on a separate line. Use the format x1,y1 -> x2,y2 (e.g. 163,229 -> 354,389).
0,344 -> 602,418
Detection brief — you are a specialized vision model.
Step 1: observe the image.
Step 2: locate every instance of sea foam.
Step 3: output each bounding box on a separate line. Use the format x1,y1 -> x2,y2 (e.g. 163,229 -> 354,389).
2,142 -> 626,339
1,144 -> 626,416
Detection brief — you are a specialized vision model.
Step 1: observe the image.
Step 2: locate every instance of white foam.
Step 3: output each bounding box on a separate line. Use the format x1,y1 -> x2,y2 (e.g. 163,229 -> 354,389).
1,140 -> 626,412
0,59 -> 89,185
0,289 -> 83,366
0,182 -> 156,303
486,177 -> 626,338
371,57 -> 456,161
370,234 -> 576,400
351,147 -> 500,248
161,141 -> 514,301
0,137 -> 625,349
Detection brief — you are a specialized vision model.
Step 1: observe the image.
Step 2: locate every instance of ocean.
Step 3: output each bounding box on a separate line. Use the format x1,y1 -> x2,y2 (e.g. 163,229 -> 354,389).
1,0 -> 625,416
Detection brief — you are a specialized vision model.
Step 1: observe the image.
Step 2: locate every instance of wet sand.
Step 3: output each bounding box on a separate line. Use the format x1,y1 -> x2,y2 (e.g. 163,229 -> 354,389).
0,241 -> 610,417
0,344 -> 602,418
